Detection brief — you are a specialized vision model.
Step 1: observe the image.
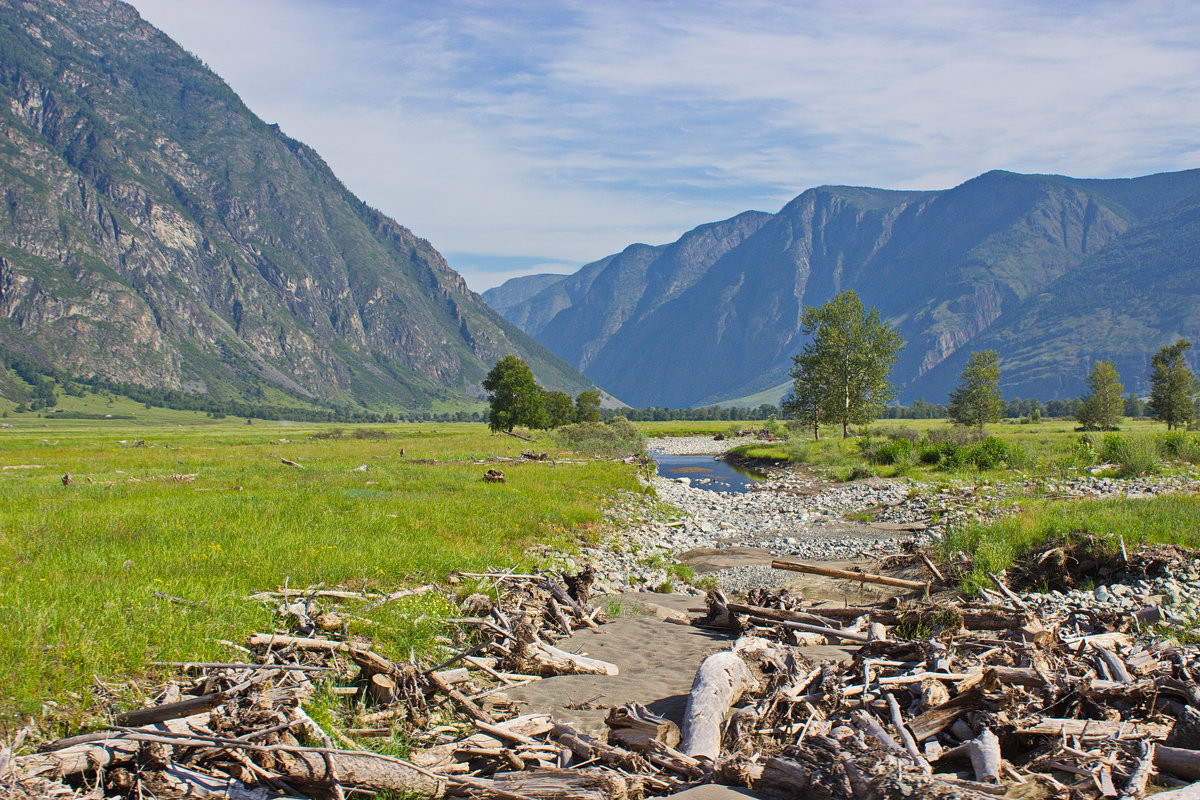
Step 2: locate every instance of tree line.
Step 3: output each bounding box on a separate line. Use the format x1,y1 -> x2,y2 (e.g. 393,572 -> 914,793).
780,290 -> 1197,437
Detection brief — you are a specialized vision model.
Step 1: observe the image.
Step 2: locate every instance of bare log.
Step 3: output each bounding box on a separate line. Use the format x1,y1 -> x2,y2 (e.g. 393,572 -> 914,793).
1157,745 -> 1200,781
770,560 -> 928,591
521,640 -> 618,676
680,645 -> 759,759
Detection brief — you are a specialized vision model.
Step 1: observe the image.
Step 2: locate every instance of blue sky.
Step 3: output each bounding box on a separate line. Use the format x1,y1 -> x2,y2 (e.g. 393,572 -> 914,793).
131,0 -> 1200,290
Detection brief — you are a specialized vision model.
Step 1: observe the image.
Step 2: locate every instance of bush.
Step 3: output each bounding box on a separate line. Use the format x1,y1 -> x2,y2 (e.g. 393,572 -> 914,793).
1100,434 -> 1158,477
552,417 -> 644,458
863,437 -> 915,465
926,426 -> 977,446
963,436 -> 1026,470
1158,431 -> 1191,458
880,425 -> 921,442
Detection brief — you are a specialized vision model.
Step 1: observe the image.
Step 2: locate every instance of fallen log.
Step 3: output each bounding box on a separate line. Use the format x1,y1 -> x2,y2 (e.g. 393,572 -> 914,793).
17,714 -> 211,780
1015,718 -> 1170,738
521,640 -> 618,676
770,560 -> 928,591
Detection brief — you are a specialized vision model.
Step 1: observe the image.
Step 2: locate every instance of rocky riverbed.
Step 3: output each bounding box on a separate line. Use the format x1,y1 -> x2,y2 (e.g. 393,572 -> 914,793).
570,436 -> 1200,599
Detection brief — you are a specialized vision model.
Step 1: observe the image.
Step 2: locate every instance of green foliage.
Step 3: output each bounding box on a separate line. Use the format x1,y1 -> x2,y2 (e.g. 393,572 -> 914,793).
1076,361 -> 1125,430
786,290 -> 904,438
551,417 -> 645,458
1098,433 -> 1159,477
1149,340 -> 1198,430
861,437 -> 915,466
483,356 -> 548,432
948,350 -> 1003,433
963,436 -> 1025,470
542,389 -> 575,428
573,390 -> 601,423
0,420 -> 639,723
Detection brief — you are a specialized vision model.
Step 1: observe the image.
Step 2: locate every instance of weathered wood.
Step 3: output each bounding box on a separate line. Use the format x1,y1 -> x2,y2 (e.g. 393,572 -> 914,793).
884,691 -> 932,774
115,675 -> 266,726
1145,782 -> 1200,800
1119,741 -> 1154,800
744,614 -> 872,643
605,703 -> 681,750
521,640 -> 619,676
368,674 -> 396,705
680,642 -> 760,760
16,715 -> 210,779
1157,745 -> 1200,781
771,560 -> 928,591
1015,718 -> 1169,738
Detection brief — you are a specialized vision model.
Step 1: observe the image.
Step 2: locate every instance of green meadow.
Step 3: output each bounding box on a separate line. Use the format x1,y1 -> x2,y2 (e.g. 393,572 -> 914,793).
0,417 -> 639,727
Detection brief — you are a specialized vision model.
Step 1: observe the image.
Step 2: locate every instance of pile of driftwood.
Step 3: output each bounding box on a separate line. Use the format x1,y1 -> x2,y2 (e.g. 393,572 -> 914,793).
4,569 -> 655,800
10,559 -> 1200,800
685,574 -> 1200,800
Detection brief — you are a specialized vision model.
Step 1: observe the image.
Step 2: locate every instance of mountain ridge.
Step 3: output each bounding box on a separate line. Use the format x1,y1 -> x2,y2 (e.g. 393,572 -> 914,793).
0,0 -> 593,411
488,168 -> 1200,406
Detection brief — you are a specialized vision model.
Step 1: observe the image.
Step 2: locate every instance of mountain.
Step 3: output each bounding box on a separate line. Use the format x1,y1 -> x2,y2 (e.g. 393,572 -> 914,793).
0,0 -> 593,411
490,170 -> 1200,406
923,189 -> 1200,399
481,273 -> 567,316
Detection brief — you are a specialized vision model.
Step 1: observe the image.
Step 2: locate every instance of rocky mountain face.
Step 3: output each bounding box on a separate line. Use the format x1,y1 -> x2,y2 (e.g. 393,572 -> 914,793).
490,170 -> 1200,406
0,0 -> 592,409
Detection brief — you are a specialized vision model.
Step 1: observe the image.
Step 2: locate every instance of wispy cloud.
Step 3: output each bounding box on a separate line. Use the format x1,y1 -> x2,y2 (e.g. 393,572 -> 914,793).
131,0 -> 1200,289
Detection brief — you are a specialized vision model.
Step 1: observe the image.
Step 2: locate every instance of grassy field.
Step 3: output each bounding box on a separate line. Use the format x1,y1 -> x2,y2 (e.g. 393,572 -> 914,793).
0,418 -> 639,729
943,494 -> 1200,593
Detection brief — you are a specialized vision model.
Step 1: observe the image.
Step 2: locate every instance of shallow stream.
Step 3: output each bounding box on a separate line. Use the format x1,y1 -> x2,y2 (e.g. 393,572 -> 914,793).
649,452 -> 764,493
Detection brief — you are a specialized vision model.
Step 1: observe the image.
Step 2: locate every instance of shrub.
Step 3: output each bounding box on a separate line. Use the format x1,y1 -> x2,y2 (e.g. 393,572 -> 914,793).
880,425 -> 921,442
552,417 -> 644,458
926,426 -> 977,446
864,437 -> 915,465
1159,431 -> 1190,458
1100,434 -> 1158,477
963,436 -> 1025,470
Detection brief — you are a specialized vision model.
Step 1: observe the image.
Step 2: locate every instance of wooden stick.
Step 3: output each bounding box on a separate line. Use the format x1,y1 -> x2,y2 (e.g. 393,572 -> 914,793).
744,614 -> 871,643
884,691 -> 932,774
150,661 -> 328,671
771,560 -> 928,591
918,552 -> 947,583
361,583 -> 437,613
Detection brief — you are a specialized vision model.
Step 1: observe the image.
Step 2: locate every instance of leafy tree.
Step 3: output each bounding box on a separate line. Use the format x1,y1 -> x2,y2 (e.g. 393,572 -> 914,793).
1148,339 -> 1198,430
543,389 -> 575,429
1076,361 -> 1125,430
789,290 -> 903,438
574,390 -> 601,423
782,366 -> 825,440
1124,393 -> 1146,418
948,350 -> 1003,433
482,355 -> 547,432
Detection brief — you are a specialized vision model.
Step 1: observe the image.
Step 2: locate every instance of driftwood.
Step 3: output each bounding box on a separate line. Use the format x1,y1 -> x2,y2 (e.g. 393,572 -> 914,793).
680,637 -> 781,760
771,559 -> 929,591
521,639 -> 619,676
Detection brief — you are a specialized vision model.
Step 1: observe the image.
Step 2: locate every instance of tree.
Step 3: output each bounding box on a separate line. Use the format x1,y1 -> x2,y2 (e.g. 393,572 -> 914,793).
1148,339 -> 1198,430
948,350 -> 1003,433
543,389 -> 575,428
482,355 -> 547,432
789,290 -> 903,438
574,390 -> 601,423
782,366 -> 824,440
1076,361 -> 1125,430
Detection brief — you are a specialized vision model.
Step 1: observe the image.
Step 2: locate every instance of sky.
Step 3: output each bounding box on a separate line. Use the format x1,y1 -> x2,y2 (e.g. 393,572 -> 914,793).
130,0 -> 1200,291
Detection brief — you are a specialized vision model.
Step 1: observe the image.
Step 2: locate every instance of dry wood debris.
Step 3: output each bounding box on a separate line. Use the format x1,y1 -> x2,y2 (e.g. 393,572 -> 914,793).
9,557 -> 1200,800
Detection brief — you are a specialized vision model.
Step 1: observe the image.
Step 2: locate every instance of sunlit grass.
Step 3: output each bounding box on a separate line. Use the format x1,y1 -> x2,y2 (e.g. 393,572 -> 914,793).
0,420 -> 638,725
941,495 -> 1200,594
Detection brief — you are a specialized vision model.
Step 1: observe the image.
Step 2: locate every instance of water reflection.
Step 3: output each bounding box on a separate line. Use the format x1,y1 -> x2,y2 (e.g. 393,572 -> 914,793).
650,452 -> 765,493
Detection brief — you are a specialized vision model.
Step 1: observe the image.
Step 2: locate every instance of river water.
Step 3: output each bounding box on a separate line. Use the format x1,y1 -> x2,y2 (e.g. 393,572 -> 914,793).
649,452 -> 765,494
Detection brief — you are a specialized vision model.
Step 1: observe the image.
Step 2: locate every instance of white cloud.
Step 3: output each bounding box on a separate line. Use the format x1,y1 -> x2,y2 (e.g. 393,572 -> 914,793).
130,0 -> 1200,278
